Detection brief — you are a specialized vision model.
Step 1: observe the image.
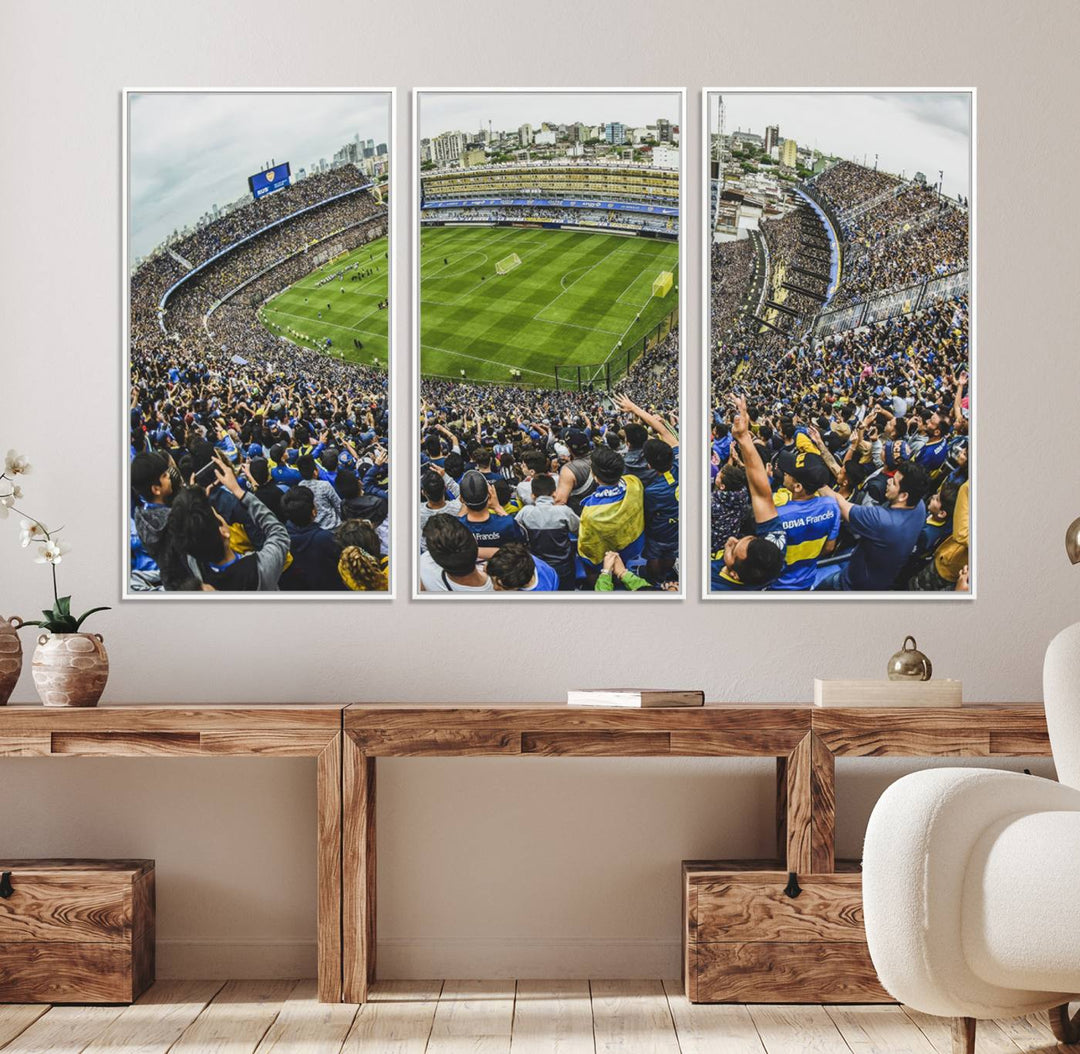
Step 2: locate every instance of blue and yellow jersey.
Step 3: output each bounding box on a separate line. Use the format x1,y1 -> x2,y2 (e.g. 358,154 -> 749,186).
642,447 -> 679,546
771,494 -> 841,590
578,475 -> 645,565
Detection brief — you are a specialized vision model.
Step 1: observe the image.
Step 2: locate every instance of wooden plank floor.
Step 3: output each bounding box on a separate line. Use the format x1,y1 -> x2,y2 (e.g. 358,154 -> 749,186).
0,980 -> 1067,1053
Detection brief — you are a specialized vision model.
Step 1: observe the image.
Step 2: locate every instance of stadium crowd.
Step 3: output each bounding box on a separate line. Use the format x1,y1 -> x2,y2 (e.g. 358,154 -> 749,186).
128,168 -> 391,592
418,329 -> 680,593
810,161 -> 969,308
421,204 -> 678,235
708,160 -> 971,592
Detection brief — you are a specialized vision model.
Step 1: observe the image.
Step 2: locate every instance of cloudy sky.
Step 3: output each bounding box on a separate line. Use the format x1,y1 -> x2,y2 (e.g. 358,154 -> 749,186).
708,92 -> 971,198
420,91 -> 681,141
129,92 -> 391,259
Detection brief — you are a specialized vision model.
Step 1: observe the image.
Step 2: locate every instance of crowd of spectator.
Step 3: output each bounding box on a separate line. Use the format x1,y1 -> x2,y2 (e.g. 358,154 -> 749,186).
707,160 -> 971,593
421,204 -> 677,236
810,162 -> 969,308
418,330 -> 680,593
128,169 -> 391,593
709,237 -> 755,348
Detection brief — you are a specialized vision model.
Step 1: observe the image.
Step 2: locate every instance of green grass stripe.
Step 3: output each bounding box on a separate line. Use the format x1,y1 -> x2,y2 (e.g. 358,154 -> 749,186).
260,236 -> 390,368
419,225 -> 678,384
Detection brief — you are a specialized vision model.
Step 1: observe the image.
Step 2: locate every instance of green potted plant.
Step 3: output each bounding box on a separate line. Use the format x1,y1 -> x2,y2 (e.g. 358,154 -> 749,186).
1,448 -> 110,706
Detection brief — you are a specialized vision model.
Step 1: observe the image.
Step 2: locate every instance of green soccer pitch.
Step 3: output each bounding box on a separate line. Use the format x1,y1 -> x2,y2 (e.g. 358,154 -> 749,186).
258,237 -> 389,367
420,225 -> 679,385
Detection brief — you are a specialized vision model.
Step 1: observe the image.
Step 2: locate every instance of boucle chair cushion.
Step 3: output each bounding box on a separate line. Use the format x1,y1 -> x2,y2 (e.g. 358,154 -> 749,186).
863,767 -> 1080,1018
1045,621 -> 1080,790
963,810 -> 1080,994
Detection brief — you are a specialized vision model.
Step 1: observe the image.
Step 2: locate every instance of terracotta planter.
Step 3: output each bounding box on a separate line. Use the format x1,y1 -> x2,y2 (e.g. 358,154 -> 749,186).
0,616 -> 22,704
32,632 -> 109,707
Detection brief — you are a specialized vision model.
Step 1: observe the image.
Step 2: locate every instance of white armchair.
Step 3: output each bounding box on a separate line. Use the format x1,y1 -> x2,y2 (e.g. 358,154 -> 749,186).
862,622 -> 1080,1053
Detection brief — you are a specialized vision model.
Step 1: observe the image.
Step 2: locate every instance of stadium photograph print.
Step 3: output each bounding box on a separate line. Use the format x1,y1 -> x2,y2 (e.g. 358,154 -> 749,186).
125,89 -> 393,597
415,89 -> 684,597
704,89 -> 973,598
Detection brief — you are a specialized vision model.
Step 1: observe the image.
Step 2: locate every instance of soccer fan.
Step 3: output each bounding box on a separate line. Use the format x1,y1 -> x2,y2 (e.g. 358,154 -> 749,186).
297,454 -> 342,530
710,463 -> 749,557
513,472 -> 579,590
486,543 -> 560,592
577,446 -> 645,579
621,422 -> 656,482
771,450 -> 841,590
165,456 -> 290,591
818,462 -> 932,590
458,470 -> 524,549
244,457 -> 285,522
419,513 -> 492,592
514,449 -> 556,508
419,469 -> 462,546
336,519 -> 388,592
277,486 -> 347,592
909,478 -> 969,590
130,451 -> 178,577
554,429 -> 596,513
711,397 -> 787,591
614,394 -> 679,582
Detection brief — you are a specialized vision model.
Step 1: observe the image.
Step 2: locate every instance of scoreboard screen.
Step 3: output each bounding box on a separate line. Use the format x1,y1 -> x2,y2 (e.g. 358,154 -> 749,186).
248,162 -> 291,201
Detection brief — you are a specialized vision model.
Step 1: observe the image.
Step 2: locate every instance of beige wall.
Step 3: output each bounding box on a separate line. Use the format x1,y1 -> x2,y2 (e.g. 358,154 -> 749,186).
2,0 -> 1077,978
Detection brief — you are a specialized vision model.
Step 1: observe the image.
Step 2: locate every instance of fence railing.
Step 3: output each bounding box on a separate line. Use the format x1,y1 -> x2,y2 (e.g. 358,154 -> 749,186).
554,306 -> 678,391
812,268 -> 968,338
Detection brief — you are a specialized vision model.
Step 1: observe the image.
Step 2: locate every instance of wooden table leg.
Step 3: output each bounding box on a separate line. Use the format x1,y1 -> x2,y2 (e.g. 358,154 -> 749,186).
809,733 -> 835,873
778,733 -> 835,874
343,732 -> 376,1003
317,733 -> 343,1002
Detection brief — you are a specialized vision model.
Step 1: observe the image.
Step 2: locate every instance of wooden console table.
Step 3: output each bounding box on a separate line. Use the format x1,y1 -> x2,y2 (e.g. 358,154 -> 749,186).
0,701 -> 1053,1005
0,704 -> 345,1003
341,702 -> 1050,1004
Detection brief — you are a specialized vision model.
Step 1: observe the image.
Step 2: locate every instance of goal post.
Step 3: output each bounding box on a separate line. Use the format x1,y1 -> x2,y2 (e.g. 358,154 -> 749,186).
652,270 -> 674,298
496,253 -> 522,275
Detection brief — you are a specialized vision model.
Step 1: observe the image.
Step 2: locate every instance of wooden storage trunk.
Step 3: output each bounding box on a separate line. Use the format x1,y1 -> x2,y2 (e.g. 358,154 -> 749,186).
0,859 -> 154,1003
683,859 -> 891,1004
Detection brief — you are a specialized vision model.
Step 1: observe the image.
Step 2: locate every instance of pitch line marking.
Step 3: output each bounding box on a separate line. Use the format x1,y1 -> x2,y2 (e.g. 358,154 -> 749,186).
615,265 -> 661,307
529,316 -> 624,337
420,341 -> 552,379
530,240 -> 628,322
264,306 -> 385,336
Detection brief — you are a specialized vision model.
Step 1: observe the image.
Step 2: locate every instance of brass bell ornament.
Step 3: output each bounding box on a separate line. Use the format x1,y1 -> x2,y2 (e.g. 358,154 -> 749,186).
888,636 -> 933,682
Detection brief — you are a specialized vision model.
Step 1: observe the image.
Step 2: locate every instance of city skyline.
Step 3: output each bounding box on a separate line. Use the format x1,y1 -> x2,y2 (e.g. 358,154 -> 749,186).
420,91 -> 680,141
709,91 -> 971,198
128,91 -> 391,259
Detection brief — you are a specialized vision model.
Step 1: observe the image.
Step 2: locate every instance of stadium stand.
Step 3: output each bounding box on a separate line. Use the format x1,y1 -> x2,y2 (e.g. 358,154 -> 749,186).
128,168 -> 391,594
708,159 -> 971,593
421,162 -> 679,239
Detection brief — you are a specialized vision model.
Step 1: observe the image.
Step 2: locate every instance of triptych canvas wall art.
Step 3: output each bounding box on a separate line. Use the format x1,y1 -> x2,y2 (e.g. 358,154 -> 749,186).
125,90 -> 393,597
122,88 -> 972,601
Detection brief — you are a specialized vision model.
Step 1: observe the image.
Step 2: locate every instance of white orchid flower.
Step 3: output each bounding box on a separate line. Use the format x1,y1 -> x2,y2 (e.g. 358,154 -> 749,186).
19,518 -> 47,547
35,539 -> 70,565
4,450 -> 31,476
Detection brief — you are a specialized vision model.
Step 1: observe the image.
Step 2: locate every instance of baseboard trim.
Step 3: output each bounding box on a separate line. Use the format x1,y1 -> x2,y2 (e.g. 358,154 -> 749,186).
375,937 -> 682,979
157,938 -> 317,979
157,936 -> 681,980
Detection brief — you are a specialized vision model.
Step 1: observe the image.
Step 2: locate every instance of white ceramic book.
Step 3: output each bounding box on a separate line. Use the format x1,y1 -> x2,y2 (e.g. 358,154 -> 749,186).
813,679 -> 963,708
566,689 -> 705,708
